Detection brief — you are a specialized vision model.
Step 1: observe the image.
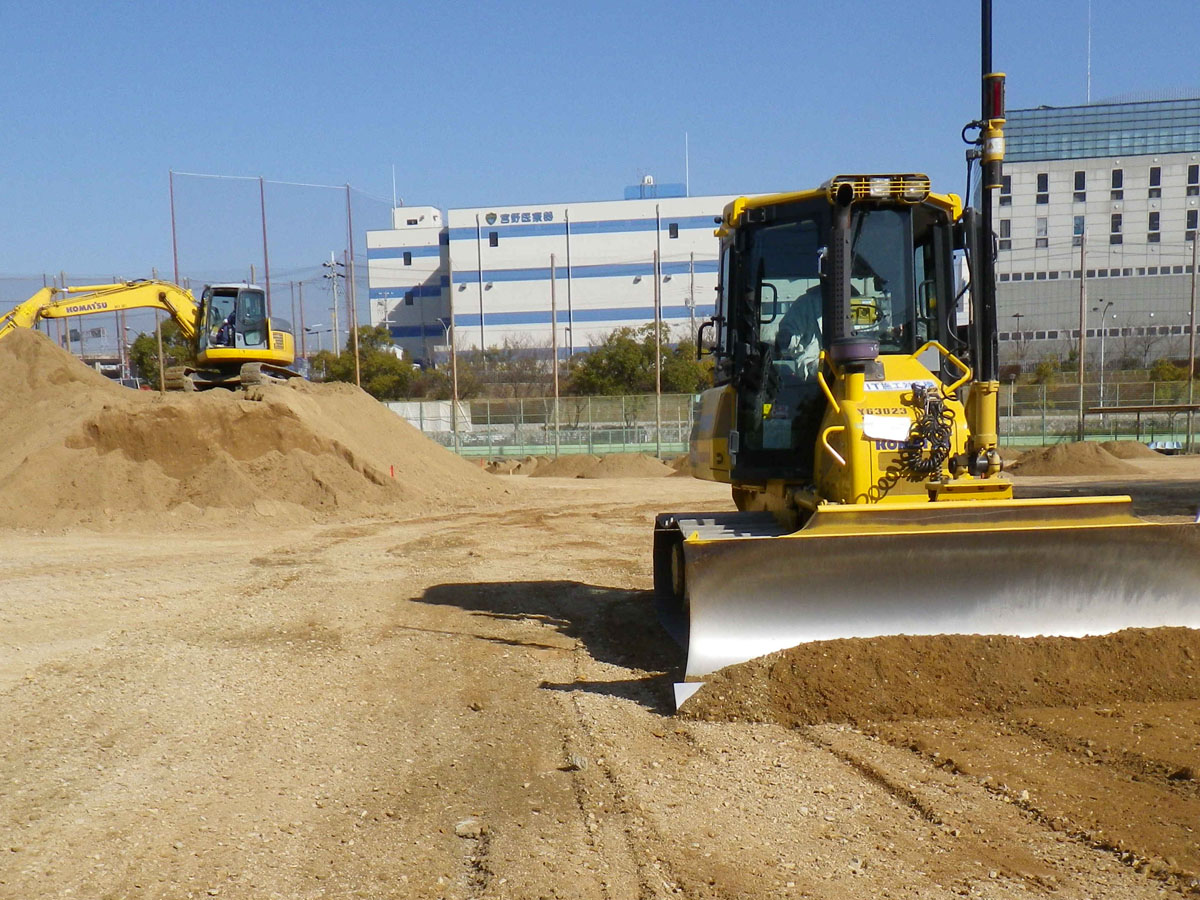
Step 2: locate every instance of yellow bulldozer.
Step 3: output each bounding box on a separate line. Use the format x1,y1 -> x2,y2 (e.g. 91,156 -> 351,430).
0,279 -> 296,389
655,170 -> 1200,705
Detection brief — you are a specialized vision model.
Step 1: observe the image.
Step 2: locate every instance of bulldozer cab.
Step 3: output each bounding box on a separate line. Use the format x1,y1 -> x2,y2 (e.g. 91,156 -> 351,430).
198,285 -> 269,352
714,192 -> 956,483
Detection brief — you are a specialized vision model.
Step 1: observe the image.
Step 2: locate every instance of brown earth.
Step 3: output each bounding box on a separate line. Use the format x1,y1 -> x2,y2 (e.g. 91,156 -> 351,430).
682,629 -> 1200,728
1008,441 -> 1143,476
528,452 -> 674,478
0,330 -> 504,529
5,337 -> 1200,897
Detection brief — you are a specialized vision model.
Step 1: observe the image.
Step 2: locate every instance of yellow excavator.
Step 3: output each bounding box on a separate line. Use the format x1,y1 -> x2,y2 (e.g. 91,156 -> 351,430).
655,62 -> 1200,705
0,279 -> 296,389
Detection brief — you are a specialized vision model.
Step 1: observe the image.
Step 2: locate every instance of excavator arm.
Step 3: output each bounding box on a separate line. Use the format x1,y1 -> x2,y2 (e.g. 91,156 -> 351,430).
0,287 -> 61,340
33,280 -> 201,340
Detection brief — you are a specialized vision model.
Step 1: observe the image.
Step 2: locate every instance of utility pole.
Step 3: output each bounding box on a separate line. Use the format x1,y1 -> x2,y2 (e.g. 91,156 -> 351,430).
324,252 -> 342,353
1188,235 -> 1199,452
688,251 -> 696,341
1077,231 -> 1088,440
653,249 -> 662,459
551,253 -> 560,457
345,249 -> 360,387
298,282 -> 307,360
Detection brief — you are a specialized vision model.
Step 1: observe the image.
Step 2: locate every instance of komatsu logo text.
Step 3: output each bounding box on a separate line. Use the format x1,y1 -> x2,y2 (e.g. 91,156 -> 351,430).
64,301 -> 110,314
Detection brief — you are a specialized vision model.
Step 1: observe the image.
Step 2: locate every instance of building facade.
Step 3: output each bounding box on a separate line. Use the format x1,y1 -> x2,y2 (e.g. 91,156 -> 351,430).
995,97 -> 1200,370
367,187 -> 735,363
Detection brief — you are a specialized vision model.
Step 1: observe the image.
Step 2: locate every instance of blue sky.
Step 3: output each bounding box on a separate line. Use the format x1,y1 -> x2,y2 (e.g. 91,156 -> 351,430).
2,0 -> 1198,306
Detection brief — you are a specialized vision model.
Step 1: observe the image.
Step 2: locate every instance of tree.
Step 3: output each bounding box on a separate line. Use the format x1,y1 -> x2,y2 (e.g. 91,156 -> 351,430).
565,323 -> 711,396
315,325 -> 417,401
128,319 -> 192,386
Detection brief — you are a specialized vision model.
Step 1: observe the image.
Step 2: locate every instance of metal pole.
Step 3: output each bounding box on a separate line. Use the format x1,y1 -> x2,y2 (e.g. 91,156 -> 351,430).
564,210 -> 574,355
259,176 -> 272,314
346,249 -> 361,387
329,251 -> 340,353
156,313 -> 165,392
169,170 -> 180,285
475,214 -> 486,348
551,253 -> 560,457
1077,231 -> 1088,440
1188,235 -> 1199,452
688,251 -> 696,341
654,248 -> 662,458
346,185 -> 360,387
448,248 -> 461,455
298,282 -> 307,360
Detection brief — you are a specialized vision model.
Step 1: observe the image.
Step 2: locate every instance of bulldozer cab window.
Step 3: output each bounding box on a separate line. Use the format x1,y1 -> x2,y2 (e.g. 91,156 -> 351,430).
845,208 -> 914,354
735,214 -> 826,468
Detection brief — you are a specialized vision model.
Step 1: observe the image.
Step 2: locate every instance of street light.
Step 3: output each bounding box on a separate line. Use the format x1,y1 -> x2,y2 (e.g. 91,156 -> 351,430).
305,323 -> 329,355
1011,313 -> 1025,372
1092,300 -> 1115,406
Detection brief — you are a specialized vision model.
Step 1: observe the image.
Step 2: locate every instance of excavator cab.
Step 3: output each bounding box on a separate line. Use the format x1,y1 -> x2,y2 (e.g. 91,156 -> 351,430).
198,285 -> 269,352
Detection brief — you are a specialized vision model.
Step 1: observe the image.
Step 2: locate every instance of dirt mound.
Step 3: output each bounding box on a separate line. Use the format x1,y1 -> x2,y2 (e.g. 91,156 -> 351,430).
487,456 -> 544,475
1007,441 -> 1141,476
669,454 -> 697,477
682,628 -> 1200,727
529,453 -> 673,478
527,454 -> 601,478
0,330 -> 503,528
1100,439 -> 1162,460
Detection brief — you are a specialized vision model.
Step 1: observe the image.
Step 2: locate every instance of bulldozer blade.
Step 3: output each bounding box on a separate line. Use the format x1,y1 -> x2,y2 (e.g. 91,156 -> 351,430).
670,499 -> 1200,684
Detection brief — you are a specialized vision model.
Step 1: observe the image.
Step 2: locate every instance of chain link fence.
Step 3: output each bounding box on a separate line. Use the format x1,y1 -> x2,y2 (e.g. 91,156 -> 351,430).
390,383 -> 1198,458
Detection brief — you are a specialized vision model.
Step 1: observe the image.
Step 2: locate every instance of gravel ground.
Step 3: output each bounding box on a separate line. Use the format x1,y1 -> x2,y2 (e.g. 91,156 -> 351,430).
2,472 -> 1198,899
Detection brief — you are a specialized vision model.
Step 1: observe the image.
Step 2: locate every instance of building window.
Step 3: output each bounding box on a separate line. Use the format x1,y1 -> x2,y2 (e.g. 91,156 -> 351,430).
1148,211 -> 1160,243
1073,170 -> 1086,202
488,231 -> 499,248
1187,209 -> 1198,242
404,291 -> 415,306
668,222 -> 679,239
1149,166 -> 1161,199
1072,215 -> 1085,247
1035,216 -> 1048,248
999,273 -> 1010,282
1111,169 -> 1123,200
406,218 -> 418,226
403,251 -> 412,266
1110,213 -> 1122,244
998,218 -> 1011,250
1036,173 -> 1049,204
999,175 -> 1012,206
1188,164 -> 1199,196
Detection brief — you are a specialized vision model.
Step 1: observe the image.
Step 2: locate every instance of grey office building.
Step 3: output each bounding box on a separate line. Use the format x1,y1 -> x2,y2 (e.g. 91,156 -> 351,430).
996,96 -> 1200,371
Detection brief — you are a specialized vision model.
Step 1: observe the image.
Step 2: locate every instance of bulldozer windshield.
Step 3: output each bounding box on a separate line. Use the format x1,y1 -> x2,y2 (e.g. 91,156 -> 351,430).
725,199 -> 952,479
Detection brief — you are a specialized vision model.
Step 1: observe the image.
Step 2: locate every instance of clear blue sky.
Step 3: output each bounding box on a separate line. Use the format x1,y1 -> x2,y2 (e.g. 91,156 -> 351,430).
2,0 -> 1198,292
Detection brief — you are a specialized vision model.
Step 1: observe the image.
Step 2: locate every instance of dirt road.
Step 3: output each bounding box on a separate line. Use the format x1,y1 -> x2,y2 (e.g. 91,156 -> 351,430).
2,474 -> 1198,899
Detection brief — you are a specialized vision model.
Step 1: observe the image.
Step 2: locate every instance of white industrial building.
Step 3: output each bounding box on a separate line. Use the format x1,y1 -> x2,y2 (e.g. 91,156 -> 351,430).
995,96 -> 1200,368
367,183 -> 736,363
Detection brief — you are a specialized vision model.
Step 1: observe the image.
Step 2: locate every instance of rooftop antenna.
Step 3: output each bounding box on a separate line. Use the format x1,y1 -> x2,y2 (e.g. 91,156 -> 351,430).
1086,0 -> 1092,103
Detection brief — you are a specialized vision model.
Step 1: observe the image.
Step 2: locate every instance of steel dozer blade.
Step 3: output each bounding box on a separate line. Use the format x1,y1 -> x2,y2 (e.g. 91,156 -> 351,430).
655,496 -> 1200,697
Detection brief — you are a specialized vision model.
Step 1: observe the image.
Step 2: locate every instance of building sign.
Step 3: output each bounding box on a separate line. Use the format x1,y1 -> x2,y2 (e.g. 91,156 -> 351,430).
485,210 -> 555,226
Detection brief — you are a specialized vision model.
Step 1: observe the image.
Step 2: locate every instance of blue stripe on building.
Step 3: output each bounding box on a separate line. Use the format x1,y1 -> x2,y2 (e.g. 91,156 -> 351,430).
447,214 -> 718,243
450,259 -> 718,285
389,324 -> 447,339
369,284 -> 443,300
367,245 -> 444,260
455,304 -> 715,328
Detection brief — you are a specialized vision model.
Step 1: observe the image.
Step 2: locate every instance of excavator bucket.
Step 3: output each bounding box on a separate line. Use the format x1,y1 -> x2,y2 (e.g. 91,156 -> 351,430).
656,497 -> 1200,706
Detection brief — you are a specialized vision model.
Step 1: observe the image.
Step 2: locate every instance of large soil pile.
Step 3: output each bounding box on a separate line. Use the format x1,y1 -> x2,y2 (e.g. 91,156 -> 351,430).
1008,441 -> 1142,476
0,330 -> 502,528
682,628 -> 1200,727
1100,439 -> 1162,460
529,453 -> 673,478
